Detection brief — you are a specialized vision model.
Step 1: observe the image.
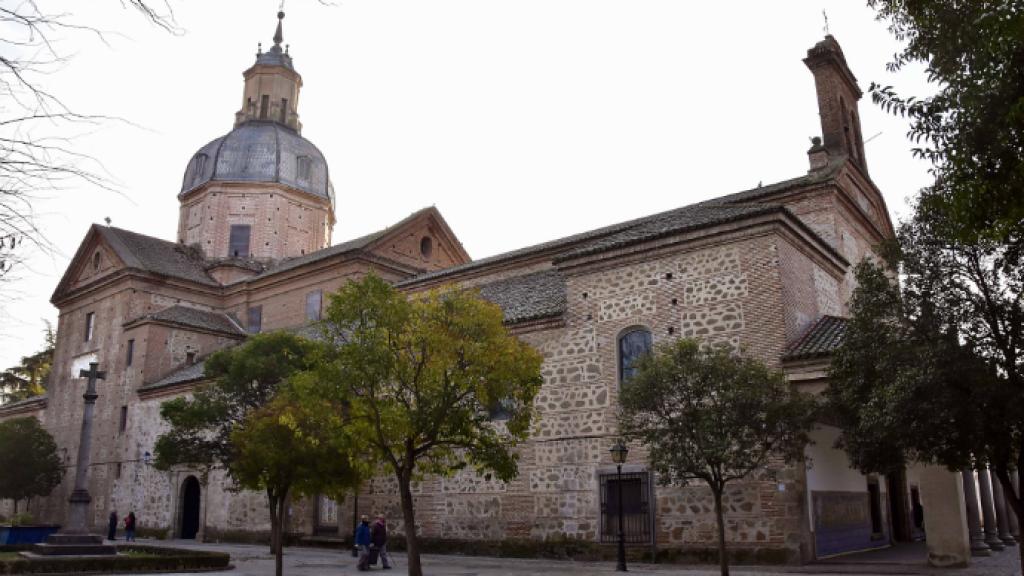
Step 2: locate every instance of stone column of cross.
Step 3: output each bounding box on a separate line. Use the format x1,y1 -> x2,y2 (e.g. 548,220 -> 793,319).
65,362 -> 106,534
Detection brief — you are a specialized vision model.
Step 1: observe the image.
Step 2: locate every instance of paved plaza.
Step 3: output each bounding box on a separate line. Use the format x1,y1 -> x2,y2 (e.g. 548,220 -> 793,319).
140,540 -> 1021,576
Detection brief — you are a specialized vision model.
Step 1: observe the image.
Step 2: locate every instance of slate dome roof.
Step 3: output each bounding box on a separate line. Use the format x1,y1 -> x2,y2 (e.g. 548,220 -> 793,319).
179,121 -> 333,206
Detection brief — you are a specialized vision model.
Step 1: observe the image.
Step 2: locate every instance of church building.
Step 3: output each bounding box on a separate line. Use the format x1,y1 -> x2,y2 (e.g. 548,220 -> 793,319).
0,11 -> 982,564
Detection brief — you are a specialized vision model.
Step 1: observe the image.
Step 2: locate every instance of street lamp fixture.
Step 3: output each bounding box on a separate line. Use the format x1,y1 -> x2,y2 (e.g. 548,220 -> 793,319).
142,451 -> 152,466
610,439 -> 629,572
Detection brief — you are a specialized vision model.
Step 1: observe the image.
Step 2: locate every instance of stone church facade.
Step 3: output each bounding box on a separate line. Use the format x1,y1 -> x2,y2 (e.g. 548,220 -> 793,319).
3,13 -> 960,564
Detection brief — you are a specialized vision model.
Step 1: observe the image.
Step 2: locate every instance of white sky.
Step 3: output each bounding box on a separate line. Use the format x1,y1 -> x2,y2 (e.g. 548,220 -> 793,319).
0,0 -> 934,369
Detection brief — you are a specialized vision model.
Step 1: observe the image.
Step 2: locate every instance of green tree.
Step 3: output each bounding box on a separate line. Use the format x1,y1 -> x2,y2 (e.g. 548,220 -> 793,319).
825,259 -> 996,476
0,417 -> 63,517
0,322 -> 54,404
154,331 -> 324,554
619,339 -> 816,576
315,275 -> 543,576
827,210 -> 1024,560
231,380 -> 360,576
868,1 -> 1024,244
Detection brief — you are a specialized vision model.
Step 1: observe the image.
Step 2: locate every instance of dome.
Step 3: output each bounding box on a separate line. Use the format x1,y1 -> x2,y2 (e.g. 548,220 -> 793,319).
179,121 -> 334,207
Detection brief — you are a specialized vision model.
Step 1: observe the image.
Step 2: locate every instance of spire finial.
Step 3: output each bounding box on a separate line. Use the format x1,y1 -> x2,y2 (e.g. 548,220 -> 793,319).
273,8 -> 285,47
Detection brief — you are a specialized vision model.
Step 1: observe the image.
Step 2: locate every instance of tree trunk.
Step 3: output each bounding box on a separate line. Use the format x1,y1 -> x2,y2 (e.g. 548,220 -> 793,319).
398,471 -> 422,576
275,496 -> 287,576
994,468 -> 1024,573
712,486 -> 729,576
268,491 -> 280,556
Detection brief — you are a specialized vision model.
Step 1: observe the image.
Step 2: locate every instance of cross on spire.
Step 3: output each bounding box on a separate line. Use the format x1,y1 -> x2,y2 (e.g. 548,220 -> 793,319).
822,10 -> 830,35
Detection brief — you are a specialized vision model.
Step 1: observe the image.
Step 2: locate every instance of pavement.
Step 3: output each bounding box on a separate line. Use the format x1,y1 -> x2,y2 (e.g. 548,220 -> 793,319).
130,539 -> 1022,576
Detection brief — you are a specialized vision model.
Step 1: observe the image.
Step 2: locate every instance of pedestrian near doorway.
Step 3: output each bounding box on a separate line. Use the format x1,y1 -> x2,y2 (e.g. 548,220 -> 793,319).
124,511 -> 137,541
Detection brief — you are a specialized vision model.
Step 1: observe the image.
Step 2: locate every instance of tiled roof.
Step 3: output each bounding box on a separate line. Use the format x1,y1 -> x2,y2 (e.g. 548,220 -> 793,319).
134,305 -> 246,336
784,315 -> 849,361
699,157 -> 843,207
555,204 -> 780,261
97,226 -> 218,286
477,269 -> 567,323
401,162 -> 843,286
140,361 -> 207,392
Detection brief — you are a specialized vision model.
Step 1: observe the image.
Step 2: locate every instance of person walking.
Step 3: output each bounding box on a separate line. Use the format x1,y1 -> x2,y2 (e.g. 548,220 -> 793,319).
124,511 -> 137,542
355,515 -> 372,571
107,510 -> 118,541
370,514 -> 393,570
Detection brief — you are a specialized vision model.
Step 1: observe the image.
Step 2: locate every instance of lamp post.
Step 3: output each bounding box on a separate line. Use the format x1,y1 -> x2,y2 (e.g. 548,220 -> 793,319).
610,439 -> 629,572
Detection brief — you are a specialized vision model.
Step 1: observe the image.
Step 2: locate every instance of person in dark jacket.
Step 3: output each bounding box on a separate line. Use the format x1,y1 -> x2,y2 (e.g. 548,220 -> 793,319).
124,511 -> 137,542
370,514 -> 392,570
355,515 -> 372,571
107,511 -> 118,541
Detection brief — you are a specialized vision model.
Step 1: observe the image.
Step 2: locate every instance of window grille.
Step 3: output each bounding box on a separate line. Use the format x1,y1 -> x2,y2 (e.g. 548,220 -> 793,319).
599,470 -> 652,544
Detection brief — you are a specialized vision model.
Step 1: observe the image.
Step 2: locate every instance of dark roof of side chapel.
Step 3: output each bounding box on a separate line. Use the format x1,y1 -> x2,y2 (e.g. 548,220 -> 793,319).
477,269 -> 567,323
131,305 -> 246,336
0,394 -> 47,412
784,315 -> 849,360
400,160 -> 844,285
97,226 -> 218,286
141,361 -> 207,391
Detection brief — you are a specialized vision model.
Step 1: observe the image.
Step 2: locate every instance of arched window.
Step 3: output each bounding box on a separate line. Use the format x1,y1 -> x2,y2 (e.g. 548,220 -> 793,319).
618,327 -> 652,383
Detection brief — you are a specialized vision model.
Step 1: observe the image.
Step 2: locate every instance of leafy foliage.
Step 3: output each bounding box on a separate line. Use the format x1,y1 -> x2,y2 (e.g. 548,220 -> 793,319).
619,339 -> 815,576
868,0 -> 1024,243
825,259 -> 997,474
0,323 -> 54,404
0,417 -> 63,512
230,381 -> 360,576
153,331 -> 332,570
827,193 -> 1024,547
314,275 -> 543,576
153,331 -> 325,471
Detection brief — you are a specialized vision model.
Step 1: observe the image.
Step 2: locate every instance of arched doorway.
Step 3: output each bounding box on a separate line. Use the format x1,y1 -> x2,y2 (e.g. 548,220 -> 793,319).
180,476 -> 201,539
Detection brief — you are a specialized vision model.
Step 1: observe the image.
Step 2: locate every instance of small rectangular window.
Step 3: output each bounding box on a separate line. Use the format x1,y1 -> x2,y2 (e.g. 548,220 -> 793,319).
115,462 -> 122,479
228,224 -> 251,258
259,94 -> 270,120
306,289 -> 323,321
119,405 -> 128,434
84,312 -> 95,342
126,339 -> 135,367
186,351 -> 197,365
280,98 -> 288,123
247,306 -> 263,333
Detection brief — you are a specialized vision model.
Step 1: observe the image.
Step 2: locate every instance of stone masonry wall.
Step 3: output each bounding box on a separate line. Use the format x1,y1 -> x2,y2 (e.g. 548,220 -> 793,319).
348,234 -> 806,560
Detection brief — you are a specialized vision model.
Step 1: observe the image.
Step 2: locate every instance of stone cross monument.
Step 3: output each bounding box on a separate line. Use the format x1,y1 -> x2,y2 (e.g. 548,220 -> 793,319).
34,362 -> 116,555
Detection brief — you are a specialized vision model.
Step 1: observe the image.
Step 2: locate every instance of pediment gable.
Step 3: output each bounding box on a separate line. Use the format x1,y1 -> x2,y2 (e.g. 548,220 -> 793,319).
362,207 -> 470,272
52,225 -> 128,302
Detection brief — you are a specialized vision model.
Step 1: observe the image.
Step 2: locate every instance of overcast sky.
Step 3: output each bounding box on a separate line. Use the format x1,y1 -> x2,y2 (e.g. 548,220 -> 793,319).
0,0 -> 934,369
